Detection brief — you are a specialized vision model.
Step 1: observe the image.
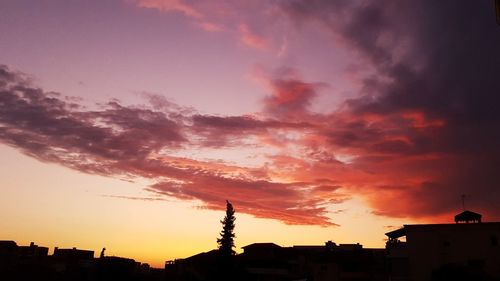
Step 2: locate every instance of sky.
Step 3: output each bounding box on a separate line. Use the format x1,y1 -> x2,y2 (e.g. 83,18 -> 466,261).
1,0 -> 500,267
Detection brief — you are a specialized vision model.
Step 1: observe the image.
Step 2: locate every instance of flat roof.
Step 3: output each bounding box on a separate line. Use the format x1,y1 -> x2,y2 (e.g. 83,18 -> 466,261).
242,243 -> 281,249
386,227 -> 406,239
385,222 -> 500,238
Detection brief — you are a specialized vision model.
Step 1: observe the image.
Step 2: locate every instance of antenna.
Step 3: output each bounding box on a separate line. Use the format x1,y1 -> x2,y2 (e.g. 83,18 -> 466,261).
461,194 -> 466,211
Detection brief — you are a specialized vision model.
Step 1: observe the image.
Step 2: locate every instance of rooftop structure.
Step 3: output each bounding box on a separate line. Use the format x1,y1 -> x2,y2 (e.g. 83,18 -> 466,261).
454,210 -> 482,223
385,211 -> 500,281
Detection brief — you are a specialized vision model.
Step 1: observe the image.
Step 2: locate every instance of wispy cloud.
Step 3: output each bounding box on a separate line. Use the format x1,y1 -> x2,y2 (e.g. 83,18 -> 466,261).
130,0 -> 283,52
134,0 -> 202,18
238,24 -> 268,50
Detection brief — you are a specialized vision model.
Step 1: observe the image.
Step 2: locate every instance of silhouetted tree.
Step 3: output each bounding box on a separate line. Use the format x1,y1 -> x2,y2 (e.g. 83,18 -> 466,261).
217,200 -> 236,257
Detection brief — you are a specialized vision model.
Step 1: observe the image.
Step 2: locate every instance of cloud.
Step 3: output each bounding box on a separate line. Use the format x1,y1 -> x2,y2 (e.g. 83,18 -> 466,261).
102,195 -> 170,202
3,0 -> 500,227
0,72 -> 186,165
238,23 -> 268,50
151,175 -> 339,226
0,64 -> 342,226
256,67 -> 328,121
278,0 -> 500,220
130,0 -> 286,52
190,114 -> 312,147
198,21 -> 223,32
134,0 -> 202,18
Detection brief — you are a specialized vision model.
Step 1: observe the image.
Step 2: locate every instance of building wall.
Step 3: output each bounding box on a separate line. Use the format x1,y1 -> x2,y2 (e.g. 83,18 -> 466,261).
405,223 -> 500,281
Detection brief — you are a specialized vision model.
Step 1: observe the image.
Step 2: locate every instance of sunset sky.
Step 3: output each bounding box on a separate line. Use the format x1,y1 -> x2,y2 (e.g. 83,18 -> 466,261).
1,0 -> 500,267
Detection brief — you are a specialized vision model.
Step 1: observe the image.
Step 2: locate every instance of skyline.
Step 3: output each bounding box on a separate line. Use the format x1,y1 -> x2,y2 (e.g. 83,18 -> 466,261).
1,0 -> 500,267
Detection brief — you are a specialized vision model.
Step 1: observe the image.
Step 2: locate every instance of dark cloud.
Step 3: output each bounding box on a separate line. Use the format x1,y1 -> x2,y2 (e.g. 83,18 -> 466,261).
190,114 -> 312,147
264,77 -> 320,119
0,67 -> 185,168
256,67 -> 328,120
280,0 -> 500,220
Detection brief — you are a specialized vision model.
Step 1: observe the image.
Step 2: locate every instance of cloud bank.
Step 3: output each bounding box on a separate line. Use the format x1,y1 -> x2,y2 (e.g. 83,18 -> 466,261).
0,65 -> 342,226
2,0 -> 500,225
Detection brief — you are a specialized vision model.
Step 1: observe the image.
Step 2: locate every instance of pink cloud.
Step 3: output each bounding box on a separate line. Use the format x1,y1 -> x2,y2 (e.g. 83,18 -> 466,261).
238,24 -> 267,50
131,1 -> 285,53
135,0 -> 202,18
198,21 -> 223,32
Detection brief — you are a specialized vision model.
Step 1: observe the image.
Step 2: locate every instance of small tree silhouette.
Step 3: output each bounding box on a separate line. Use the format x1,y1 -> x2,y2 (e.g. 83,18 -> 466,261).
217,200 -> 236,257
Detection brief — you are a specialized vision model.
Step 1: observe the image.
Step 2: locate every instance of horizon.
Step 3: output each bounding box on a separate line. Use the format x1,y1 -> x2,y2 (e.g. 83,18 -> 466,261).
1,0 -> 500,268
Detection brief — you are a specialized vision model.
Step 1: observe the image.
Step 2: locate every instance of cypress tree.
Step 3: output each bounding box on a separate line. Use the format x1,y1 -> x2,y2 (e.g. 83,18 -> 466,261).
217,200 -> 236,256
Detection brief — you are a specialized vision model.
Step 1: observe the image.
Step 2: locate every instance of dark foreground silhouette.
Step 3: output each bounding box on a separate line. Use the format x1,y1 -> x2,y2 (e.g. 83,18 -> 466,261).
0,242 -> 163,281
2,210 -> 500,281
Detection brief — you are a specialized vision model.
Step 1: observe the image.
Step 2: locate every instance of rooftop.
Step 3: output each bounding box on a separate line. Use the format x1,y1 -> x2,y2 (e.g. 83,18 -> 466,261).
455,210 -> 482,223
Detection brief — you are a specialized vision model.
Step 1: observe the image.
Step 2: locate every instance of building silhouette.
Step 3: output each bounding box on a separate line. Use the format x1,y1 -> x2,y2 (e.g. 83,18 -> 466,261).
386,210 -> 500,281
165,241 -> 387,281
0,241 -> 161,281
